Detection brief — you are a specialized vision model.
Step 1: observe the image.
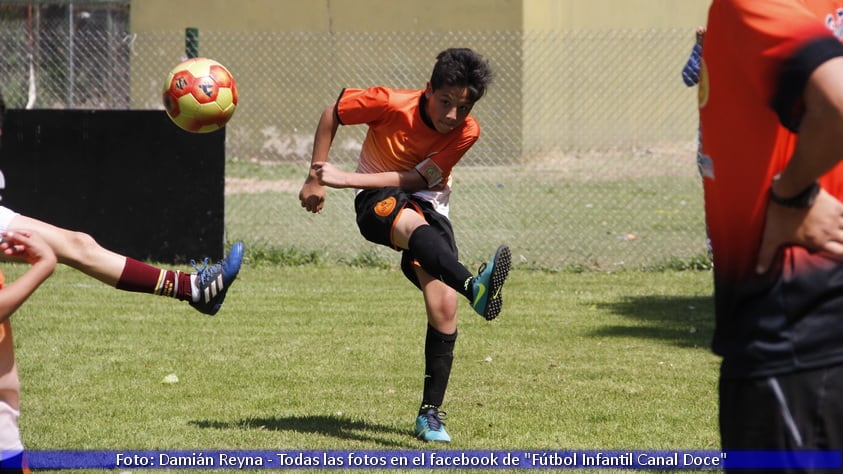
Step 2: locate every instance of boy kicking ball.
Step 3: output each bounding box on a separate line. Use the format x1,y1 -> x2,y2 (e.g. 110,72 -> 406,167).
299,47 -> 511,442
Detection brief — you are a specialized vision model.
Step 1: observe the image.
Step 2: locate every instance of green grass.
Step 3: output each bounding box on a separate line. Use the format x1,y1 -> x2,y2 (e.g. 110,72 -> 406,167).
4,262 -> 720,473
223,157 -> 708,272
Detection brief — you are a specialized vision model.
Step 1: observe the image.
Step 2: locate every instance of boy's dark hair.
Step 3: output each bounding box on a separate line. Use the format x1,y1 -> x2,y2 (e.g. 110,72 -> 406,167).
429,48 -> 493,102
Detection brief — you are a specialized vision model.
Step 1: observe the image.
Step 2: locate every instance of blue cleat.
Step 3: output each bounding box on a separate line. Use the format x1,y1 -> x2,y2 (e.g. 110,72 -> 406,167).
190,241 -> 244,315
470,245 -> 511,320
414,406 -> 451,442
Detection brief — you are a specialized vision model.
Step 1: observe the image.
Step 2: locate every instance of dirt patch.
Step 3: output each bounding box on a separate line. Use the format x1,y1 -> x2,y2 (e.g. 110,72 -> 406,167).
517,142 -> 699,181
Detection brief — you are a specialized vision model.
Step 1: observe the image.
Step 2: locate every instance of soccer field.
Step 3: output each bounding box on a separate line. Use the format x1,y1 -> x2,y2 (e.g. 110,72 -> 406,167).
5,262 -> 720,472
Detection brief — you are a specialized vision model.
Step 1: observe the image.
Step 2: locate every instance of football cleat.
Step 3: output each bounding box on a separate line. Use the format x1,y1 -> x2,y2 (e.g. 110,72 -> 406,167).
470,245 -> 511,320
414,406 -> 451,443
189,241 -> 244,316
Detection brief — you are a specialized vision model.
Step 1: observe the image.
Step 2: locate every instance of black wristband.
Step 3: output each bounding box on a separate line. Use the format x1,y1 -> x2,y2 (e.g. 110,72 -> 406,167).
769,180 -> 820,208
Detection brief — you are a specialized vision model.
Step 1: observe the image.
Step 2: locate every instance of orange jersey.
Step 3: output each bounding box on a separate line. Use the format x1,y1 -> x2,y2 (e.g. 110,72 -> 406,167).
702,0 -> 843,376
702,0 -> 843,282
335,87 -> 479,213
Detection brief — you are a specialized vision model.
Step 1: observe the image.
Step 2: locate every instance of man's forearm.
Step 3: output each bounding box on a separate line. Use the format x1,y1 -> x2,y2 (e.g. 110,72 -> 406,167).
776,57 -> 843,197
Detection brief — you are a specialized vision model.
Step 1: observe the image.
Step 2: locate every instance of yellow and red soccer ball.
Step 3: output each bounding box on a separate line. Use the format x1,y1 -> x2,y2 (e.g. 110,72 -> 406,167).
162,57 -> 237,133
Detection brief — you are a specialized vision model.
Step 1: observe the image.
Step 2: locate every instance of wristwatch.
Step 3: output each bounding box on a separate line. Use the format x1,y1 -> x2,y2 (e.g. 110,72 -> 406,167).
769,176 -> 820,208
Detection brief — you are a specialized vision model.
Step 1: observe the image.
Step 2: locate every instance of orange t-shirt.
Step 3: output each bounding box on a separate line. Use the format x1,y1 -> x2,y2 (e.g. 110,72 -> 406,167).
335,86 -> 480,215
701,0 -> 843,283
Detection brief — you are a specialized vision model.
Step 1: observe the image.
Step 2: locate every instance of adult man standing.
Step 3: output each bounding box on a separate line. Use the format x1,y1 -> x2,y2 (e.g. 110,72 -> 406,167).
701,0 -> 843,456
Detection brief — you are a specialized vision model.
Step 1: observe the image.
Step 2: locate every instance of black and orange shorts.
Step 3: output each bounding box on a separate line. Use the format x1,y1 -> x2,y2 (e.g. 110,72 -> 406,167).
354,187 -> 458,288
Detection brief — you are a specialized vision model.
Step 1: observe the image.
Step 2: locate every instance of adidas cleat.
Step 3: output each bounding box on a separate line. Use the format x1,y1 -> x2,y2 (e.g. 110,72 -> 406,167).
470,245 -> 511,320
414,406 -> 451,442
189,241 -> 244,316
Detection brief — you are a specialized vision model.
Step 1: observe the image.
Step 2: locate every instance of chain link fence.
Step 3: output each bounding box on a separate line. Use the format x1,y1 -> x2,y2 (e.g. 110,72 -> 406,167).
0,3 -> 706,271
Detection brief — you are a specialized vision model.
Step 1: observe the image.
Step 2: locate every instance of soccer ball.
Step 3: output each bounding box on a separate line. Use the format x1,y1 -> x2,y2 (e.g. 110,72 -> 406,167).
162,57 -> 238,133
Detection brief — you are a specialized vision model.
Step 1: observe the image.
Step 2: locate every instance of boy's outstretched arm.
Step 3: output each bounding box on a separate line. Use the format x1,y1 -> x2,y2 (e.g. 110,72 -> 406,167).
300,104 -> 341,213
0,230 -> 57,323
311,162 -> 427,192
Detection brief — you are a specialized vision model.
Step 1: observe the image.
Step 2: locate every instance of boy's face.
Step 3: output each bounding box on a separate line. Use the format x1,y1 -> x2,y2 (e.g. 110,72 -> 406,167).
424,84 -> 475,134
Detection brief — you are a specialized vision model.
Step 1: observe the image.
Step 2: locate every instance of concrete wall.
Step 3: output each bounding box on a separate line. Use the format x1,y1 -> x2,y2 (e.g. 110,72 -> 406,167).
524,0 -> 708,30
131,0 -> 708,32
131,0 -> 522,32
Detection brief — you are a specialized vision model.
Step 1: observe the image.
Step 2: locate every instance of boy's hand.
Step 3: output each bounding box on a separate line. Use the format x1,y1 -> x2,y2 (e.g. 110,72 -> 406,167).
311,162 -> 349,188
0,230 -> 58,267
299,176 -> 326,214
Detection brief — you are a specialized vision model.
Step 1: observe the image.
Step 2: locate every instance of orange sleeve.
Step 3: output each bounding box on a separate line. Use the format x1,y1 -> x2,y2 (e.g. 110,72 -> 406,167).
721,0 -> 837,107
336,87 -> 392,126
426,117 -> 480,176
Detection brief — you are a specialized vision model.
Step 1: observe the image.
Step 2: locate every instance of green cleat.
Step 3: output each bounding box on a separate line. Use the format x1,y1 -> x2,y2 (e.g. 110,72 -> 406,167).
414,406 -> 451,443
470,245 -> 511,320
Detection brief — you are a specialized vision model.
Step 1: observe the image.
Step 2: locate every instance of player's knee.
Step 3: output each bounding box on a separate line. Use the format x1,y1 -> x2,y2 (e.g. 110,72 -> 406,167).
64,230 -> 102,260
427,291 -> 458,321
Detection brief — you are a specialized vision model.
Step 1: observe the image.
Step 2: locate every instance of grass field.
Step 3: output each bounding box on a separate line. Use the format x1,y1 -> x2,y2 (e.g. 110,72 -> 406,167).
223,146 -> 708,273
4,260 -> 721,472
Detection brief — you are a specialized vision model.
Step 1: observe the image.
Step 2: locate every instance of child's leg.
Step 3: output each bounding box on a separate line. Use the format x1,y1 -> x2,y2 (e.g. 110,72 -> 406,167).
356,189 -> 510,320
413,268 -> 457,443
397,208 -> 512,321
9,214 -> 194,298
406,224 -> 475,299
394,209 -> 474,299
418,270 -> 459,405
7,214 -> 244,316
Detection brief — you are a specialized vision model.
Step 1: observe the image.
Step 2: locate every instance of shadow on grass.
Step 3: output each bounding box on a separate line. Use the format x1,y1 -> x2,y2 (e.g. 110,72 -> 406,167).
190,414 -> 415,448
591,294 -> 715,349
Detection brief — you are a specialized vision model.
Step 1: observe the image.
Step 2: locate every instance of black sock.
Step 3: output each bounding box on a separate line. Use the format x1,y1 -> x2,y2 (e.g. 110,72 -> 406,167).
408,225 -> 474,300
421,325 -> 457,410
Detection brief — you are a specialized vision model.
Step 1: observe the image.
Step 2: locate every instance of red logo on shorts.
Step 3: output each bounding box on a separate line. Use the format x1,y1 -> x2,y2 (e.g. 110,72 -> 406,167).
374,197 -> 397,217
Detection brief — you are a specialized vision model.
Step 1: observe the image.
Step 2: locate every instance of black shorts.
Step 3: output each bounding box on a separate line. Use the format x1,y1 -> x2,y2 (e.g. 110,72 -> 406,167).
354,187 -> 458,289
719,365 -> 843,459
